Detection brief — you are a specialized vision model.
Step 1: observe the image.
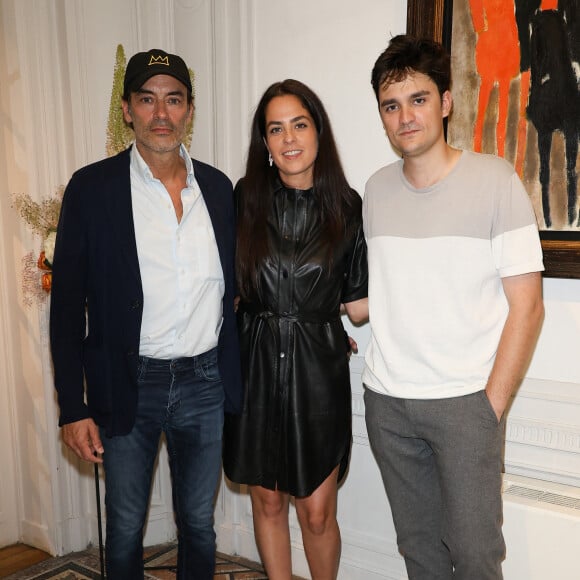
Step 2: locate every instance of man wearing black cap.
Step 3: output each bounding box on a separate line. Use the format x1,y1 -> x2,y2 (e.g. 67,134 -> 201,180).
49,49 -> 242,579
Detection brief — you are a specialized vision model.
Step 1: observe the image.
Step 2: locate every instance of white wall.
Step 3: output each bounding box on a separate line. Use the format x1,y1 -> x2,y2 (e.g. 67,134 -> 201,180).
0,1 -> 579,578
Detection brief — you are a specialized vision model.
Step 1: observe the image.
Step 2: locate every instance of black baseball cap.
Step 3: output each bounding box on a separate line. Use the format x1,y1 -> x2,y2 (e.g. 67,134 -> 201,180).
123,49 -> 192,99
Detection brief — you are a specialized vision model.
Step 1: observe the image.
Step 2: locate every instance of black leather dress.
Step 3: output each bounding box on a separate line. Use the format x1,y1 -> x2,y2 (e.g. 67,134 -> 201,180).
223,181 -> 368,497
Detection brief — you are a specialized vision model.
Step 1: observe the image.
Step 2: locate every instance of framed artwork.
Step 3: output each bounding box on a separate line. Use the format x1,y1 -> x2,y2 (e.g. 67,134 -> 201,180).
407,0 -> 580,278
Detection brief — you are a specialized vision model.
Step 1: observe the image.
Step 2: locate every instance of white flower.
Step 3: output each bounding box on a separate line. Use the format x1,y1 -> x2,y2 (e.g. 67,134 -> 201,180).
43,230 -> 57,266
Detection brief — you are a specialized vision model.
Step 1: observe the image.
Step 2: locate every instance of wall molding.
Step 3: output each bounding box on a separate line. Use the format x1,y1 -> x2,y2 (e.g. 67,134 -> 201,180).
507,417 -> 580,453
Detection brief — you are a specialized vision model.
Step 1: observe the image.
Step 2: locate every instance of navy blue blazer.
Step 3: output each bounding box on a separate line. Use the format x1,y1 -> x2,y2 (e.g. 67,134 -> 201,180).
50,147 -> 243,436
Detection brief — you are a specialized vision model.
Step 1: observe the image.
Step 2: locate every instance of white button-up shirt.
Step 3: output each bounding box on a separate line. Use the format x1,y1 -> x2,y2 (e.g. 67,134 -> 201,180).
130,144 -> 224,359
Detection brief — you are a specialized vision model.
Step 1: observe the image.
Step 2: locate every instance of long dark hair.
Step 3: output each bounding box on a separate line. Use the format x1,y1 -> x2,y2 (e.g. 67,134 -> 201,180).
236,79 -> 360,299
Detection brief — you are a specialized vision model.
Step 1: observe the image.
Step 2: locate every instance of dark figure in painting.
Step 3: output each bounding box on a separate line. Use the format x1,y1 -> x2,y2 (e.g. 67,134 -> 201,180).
558,0 -> 580,225
559,0 -> 580,65
526,9 -> 580,227
513,0 -> 541,174
515,0 -> 541,73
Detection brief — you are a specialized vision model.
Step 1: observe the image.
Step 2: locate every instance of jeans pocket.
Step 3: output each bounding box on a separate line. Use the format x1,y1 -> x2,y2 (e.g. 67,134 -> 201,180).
199,358 -> 221,382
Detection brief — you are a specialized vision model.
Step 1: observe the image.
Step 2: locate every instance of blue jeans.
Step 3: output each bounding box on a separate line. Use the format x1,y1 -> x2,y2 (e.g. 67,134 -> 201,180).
365,387 -> 506,580
101,348 -> 224,580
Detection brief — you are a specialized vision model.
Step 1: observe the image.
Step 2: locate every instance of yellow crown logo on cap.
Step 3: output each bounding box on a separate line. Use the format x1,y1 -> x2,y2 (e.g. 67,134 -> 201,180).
148,55 -> 169,66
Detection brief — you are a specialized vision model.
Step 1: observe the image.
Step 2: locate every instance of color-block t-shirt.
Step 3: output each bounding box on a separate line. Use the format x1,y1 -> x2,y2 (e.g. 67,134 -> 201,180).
362,150 -> 544,399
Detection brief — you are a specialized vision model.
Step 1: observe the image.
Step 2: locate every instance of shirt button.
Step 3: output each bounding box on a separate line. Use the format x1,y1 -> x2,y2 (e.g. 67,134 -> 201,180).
282,269 -> 289,279
280,352 -> 285,358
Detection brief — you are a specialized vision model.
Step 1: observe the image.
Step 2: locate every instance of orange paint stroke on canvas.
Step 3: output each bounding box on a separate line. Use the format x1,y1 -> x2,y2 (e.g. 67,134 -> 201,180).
540,0 -> 558,9
470,0 -> 521,158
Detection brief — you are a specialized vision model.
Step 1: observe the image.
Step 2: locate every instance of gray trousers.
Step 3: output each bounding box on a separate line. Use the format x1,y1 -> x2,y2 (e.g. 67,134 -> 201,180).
364,387 -> 506,580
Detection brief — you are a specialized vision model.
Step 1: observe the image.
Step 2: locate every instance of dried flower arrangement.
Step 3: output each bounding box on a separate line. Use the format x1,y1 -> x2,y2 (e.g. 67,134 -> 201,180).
11,187 -> 64,306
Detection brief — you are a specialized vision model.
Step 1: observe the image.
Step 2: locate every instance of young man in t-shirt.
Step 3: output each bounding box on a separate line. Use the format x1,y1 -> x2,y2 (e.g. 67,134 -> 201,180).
362,34 -> 544,579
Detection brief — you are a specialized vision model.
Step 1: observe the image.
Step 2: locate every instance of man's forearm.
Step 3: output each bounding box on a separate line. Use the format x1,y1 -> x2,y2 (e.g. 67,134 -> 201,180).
485,272 -> 544,419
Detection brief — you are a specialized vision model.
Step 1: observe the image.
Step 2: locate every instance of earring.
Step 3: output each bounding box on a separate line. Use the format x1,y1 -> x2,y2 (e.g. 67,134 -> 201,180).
268,152 -> 273,167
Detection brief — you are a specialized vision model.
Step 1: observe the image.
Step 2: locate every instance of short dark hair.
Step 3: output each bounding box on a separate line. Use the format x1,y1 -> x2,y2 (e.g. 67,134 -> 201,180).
371,34 -> 451,102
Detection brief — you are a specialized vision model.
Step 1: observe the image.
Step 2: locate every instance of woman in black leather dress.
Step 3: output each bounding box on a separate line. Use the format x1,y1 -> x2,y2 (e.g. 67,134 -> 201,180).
223,79 -> 368,579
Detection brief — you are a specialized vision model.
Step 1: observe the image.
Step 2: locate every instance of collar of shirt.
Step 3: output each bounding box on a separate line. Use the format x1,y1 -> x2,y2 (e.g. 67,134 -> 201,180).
130,142 -> 195,185
130,143 -> 201,221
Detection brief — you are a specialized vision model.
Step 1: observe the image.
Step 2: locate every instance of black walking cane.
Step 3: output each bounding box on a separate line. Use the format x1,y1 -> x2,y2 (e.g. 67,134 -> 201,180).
94,462 -> 105,579
93,458 -> 174,575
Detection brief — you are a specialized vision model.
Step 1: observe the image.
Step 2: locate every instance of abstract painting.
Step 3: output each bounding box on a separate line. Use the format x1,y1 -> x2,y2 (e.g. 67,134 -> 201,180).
407,0 -> 580,277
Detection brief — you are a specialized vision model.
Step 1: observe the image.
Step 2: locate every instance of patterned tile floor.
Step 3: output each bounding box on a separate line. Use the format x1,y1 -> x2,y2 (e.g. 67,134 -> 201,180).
3,542 -> 305,579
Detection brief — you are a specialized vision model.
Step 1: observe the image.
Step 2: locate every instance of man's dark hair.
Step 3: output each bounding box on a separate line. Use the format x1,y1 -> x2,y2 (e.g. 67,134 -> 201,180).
371,34 -> 451,102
